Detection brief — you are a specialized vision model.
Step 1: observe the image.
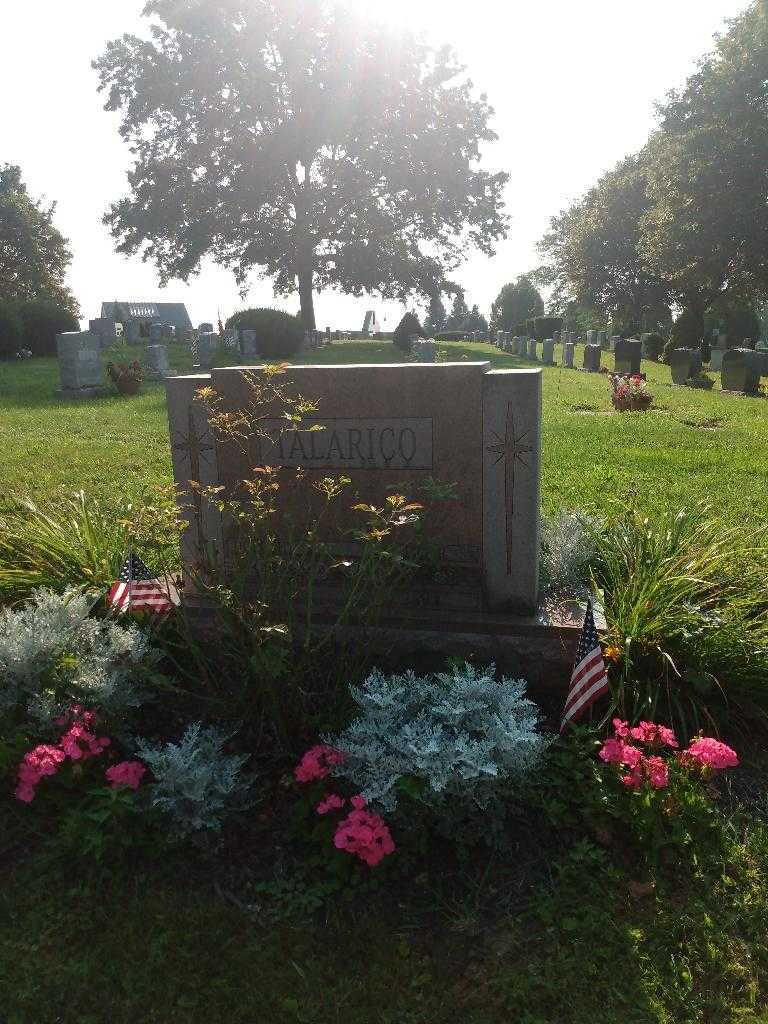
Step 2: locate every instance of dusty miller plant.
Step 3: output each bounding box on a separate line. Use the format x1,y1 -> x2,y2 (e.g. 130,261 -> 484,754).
539,509 -> 598,604
136,724 -> 251,835
328,662 -> 550,827
0,588 -> 157,727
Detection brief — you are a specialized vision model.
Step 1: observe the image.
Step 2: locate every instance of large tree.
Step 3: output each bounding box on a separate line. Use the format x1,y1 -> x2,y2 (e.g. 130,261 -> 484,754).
0,164 -> 77,312
489,274 -> 543,331
537,154 -> 671,331
95,0 -> 508,329
640,1 -> 768,338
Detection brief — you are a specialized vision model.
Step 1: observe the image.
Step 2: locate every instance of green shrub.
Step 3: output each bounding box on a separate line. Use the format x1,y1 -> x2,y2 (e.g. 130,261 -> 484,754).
224,308 -> 303,358
664,310 -> 703,362
17,299 -> 78,357
0,300 -> 23,358
641,332 -> 664,360
393,312 -> 425,352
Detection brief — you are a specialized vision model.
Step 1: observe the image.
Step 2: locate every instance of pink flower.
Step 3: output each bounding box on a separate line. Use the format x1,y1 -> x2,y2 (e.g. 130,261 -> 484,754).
682,737 -> 738,771
599,738 -> 642,767
60,723 -> 110,761
14,744 -> 66,802
333,808 -> 395,867
294,745 -> 345,784
629,721 -> 678,749
644,755 -> 669,789
620,765 -> 645,790
316,793 -> 346,815
612,718 -> 631,739
105,761 -> 146,791
350,794 -> 366,809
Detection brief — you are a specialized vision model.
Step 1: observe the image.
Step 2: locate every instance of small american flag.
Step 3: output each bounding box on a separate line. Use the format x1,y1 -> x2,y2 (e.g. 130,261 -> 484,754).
561,599 -> 609,732
107,553 -> 174,614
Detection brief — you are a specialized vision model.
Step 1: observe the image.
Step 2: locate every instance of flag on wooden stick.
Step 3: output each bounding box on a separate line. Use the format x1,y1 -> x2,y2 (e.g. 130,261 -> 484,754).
107,553 -> 174,615
560,599 -> 609,732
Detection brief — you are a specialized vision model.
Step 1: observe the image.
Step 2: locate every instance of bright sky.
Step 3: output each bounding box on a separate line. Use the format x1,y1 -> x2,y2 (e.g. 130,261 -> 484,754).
0,0 -> 748,331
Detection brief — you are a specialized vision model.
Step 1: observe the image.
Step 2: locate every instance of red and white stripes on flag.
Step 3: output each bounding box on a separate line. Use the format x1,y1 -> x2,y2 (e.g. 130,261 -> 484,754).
561,599 -> 610,732
107,553 -> 175,615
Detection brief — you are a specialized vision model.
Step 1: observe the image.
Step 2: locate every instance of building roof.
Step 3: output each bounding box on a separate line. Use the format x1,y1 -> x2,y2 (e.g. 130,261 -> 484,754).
101,302 -> 193,330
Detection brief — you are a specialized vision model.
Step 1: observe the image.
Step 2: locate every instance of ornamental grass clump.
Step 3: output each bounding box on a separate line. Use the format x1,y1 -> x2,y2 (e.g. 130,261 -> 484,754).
327,662 -> 549,839
590,502 -> 768,738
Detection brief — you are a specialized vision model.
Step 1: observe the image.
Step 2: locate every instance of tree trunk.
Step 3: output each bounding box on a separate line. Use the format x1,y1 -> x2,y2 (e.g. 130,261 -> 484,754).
297,266 -> 316,332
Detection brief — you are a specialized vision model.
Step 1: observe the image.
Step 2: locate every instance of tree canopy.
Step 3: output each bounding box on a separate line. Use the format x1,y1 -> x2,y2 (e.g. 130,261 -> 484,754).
537,1 -> 768,340
0,165 -> 77,312
95,0 -> 508,329
489,275 -> 543,331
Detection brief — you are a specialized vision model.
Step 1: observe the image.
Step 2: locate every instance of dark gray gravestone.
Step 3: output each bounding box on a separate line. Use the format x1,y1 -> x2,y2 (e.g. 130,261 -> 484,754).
56,331 -> 103,395
614,338 -> 642,375
669,348 -> 702,385
541,338 -> 555,365
721,349 -> 762,393
583,344 -> 602,372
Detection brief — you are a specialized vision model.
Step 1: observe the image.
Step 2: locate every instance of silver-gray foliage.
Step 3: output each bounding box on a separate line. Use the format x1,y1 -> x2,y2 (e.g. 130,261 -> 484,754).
0,588 -> 157,723
539,510 -> 598,602
136,724 -> 251,835
328,663 -> 549,815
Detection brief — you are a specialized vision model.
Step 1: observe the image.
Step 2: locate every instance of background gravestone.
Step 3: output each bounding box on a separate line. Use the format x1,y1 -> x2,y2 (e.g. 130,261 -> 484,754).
563,341 -> 575,368
582,344 -> 601,372
241,329 -> 258,358
123,320 -> 141,343
145,343 -> 171,379
721,349 -> 762,394
56,331 -> 103,395
710,336 -> 728,371
149,322 -> 163,342
541,338 -> 555,365
669,348 -> 702,385
196,332 -> 219,369
585,330 -> 596,345
614,338 -> 642,375
411,339 -> 437,362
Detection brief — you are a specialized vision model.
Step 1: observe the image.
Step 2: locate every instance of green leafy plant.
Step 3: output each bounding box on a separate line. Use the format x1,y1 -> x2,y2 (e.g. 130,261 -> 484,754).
106,359 -> 143,395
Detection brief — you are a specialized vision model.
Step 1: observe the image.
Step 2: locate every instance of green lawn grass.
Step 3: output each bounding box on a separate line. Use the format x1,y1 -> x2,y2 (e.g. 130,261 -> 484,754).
2,340 -> 766,523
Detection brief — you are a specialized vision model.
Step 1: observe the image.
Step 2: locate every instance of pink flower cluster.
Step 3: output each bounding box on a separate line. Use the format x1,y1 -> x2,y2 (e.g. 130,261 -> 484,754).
16,745 -> 66,803
599,719 -> 738,791
295,747 -> 396,868
294,744 -> 345,783
105,761 -> 146,791
332,797 -> 396,867
682,737 -> 739,772
14,707 -> 146,804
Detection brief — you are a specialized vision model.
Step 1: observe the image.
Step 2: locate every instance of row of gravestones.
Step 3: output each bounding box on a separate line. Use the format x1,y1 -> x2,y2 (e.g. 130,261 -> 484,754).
493,334 -> 644,374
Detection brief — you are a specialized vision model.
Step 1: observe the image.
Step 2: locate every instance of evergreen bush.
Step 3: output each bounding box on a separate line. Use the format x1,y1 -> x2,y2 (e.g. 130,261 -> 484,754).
224,308 -> 303,358
532,316 -> 563,341
393,312 -> 425,352
642,332 -> 664,361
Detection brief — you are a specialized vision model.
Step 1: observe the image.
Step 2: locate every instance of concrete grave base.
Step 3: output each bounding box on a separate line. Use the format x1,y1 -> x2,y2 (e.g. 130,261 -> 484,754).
55,386 -> 108,400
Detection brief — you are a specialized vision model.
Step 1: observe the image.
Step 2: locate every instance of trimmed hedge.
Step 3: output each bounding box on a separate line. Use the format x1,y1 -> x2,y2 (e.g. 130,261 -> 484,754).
532,316 -> 563,341
225,307 -> 303,358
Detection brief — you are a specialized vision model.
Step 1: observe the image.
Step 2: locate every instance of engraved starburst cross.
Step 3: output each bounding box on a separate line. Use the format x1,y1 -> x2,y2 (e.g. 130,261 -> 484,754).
485,404 -> 532,575
172,408 -> 215,535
